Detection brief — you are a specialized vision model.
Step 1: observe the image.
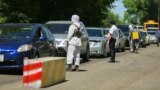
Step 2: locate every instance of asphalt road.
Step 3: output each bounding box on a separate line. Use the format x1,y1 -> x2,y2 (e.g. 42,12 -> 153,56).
0,44 -> 160,90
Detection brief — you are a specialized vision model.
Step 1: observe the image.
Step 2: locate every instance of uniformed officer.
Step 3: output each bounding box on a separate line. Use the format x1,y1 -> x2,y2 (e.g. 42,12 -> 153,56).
108,20 -> 118,63
66,15 -> 81,71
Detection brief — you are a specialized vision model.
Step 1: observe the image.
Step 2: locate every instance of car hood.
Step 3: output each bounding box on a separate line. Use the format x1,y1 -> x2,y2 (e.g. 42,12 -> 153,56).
54,34 -> 67,39
89,37 -> 104,42
0,38 -> 30,48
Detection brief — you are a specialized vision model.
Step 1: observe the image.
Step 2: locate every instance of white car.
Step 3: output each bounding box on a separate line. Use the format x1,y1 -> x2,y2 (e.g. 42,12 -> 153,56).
45,21 -> 90,61
104,28 -> 126,52
147,31 -> 157,44
142,31 -> 151,45
136,25 -> 143,31
86,27 -> 109,57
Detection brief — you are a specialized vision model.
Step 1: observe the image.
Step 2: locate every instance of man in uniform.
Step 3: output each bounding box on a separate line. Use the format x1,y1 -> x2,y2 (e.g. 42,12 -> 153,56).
66,15 -> 81,71
108,20 -> 118,63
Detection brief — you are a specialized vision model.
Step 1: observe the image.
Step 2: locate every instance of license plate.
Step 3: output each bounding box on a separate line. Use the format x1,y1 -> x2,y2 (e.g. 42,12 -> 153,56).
0,55 -> 4,62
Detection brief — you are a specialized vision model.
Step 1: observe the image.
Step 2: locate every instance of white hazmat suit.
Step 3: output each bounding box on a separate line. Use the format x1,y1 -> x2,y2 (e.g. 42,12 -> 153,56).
67,15 -> 81,70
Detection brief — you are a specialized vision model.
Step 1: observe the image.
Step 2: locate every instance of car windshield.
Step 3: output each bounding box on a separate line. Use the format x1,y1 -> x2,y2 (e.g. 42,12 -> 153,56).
148,32 -> 156,35
138,27 -> 143,29
46,23 -> 70,34
123,31 -> 129,36
140,32 -> 146,38
0,26 -> 33,39
117,25 -> 129,36
87,29 -> 102,37
147,29 -> 158,32
104,30 -> 109,34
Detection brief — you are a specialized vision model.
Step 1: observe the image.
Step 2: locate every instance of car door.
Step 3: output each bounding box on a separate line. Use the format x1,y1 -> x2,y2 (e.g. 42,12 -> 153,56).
80,23 -> 88,54
33,26 -> 49,57
119,29 -> 126,48
42,26 -> 57,56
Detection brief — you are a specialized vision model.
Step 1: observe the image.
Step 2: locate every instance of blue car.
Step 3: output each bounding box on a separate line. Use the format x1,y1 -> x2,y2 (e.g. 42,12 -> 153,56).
0,23 -> 57,69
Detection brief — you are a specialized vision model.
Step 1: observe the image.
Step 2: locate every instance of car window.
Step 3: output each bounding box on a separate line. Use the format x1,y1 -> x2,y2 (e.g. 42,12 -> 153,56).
147,29 -> 158,32
34,27 -> 47,40
147,31 -> 156,35
42,26 -> 53,39
0,26 -> 33,39
119,30 -> 123,37
87,29 -> 103,37
104,30 -> 109,35
117,25 -> 129,36
46,23 -> 70,34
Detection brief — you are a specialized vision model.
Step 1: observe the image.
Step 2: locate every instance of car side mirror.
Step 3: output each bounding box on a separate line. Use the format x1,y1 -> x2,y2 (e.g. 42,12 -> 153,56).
39,36 -> 47,41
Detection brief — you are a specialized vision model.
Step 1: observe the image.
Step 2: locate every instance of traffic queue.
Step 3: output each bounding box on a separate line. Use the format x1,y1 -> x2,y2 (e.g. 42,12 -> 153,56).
0,15 -> 159,70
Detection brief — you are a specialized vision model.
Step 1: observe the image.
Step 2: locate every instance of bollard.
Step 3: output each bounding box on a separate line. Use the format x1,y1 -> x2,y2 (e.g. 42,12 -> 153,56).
23,57 -> 66,88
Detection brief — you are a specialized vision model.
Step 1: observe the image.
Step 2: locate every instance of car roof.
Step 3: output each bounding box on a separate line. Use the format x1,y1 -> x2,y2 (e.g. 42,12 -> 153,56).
46,21 -> 84,24
147,27 -> 159,29
104,28 -> 110,30
86,27 -> 104,30
46,21 -> 72,24
0,23 -> 42,28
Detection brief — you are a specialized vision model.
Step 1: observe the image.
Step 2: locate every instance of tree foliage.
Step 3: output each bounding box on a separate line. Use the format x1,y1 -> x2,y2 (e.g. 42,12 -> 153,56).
102,11 -> 125,26
123,0 -> 158,24
0,0 -> 116,26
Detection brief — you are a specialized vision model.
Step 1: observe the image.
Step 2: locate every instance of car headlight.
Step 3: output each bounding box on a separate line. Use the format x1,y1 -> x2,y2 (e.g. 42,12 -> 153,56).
56,41 -> 61,45
63,40 -> 67,46
94,42 -> 100,46
140,39 -> 144,42
90,42 -> 101,47
17,44 -> 32,52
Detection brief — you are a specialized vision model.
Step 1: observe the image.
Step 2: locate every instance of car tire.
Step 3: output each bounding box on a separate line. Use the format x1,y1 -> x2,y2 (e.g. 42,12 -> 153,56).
82,45 -> 90,62
121,47 -> 125,52
103,46 -> 108,57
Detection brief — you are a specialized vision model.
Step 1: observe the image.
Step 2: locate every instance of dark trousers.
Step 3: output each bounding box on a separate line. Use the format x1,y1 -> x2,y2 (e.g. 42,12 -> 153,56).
109,38 -> 116,62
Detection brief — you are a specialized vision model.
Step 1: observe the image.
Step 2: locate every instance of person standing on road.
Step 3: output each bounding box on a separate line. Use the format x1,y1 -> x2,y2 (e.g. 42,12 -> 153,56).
66,14 -> 82,71
129,23 -> 134,52
108,20 -> 118,63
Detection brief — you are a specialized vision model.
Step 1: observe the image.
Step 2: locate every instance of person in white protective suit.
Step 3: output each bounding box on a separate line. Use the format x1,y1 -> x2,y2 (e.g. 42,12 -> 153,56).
66,15 -> 82,71
128,23 -> 134,52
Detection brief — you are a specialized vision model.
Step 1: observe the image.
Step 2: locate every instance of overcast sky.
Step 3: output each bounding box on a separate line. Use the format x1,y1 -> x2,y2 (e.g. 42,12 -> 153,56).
111,0 -> 127,19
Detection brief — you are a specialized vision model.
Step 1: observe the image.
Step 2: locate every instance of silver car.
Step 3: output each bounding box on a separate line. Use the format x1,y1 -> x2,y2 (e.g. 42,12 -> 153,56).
147,31 -> 157,44
45,21 -> 90,61
86,27 -> 109,57
105,28 -> 126,52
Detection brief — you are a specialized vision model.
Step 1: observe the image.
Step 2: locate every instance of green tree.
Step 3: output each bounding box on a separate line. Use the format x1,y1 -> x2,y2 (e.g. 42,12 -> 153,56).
0,0 -> 116,26
123,0 -> 158,24
102,11 -> 125,27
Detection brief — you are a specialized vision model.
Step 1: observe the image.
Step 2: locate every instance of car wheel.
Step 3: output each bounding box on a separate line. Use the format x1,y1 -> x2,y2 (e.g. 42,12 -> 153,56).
121,47 -> 125,52
121,44 -> 125,52
116,44 -> 120,52
82,45 -> 90,62
103,46 -> 108,57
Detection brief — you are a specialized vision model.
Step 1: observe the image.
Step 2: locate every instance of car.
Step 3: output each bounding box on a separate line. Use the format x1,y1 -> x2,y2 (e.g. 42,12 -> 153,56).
104,28 -> 126,52
86,27 -> 109,57
0,23 -> 57,69
147,27 -> 159,32
139,31 -> 147,47
142,31 -> 151,45
117,25 -> 130,47
147,31 -> 157,43
45,21 -> 90,61
136,25 -> 143,31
